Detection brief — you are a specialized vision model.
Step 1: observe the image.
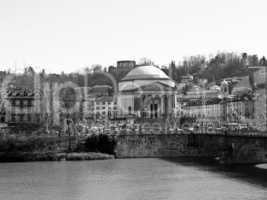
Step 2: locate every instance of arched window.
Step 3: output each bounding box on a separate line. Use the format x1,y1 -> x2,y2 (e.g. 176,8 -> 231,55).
128,106 -> 132,114
0,115 -> 5,123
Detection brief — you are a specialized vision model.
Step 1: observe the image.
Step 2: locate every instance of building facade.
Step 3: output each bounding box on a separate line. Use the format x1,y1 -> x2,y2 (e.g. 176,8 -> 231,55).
118,65 -> 176,119
250,66 -> 267,131
93,96 -> 118,119
4,88 -> 43,125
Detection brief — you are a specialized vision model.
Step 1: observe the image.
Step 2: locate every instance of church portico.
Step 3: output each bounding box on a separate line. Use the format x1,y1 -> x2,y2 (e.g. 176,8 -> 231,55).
138,94 -> 173,119
118,65 -> 176,119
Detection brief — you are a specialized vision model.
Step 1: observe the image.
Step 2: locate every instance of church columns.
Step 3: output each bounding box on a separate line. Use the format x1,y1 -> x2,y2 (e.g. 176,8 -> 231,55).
161,96 -> 164,117
153,95 -> 161,119
168,94 -> 173,117
163,95 -> 168,118
139,94 -> 173,119
150,97 -> 154,119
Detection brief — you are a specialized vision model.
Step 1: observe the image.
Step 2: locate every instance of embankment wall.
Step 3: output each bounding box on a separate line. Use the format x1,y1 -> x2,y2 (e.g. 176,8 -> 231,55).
115,134 -> 267,164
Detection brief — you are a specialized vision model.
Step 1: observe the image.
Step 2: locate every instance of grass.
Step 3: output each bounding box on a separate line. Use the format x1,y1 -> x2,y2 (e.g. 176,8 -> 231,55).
0,152 -> 114,162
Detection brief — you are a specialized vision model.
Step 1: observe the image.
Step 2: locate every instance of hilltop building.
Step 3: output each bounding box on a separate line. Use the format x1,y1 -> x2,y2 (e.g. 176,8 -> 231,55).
116,60 -> 136,80
117,60 -> 136,72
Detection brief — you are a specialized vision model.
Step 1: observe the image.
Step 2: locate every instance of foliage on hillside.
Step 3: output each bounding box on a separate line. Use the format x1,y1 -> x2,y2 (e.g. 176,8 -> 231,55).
172,52 -> 267,83
1,52 -> 266,89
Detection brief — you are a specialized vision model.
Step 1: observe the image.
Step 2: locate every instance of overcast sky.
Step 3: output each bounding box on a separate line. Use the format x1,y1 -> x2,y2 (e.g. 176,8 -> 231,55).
0,0 -> 267,73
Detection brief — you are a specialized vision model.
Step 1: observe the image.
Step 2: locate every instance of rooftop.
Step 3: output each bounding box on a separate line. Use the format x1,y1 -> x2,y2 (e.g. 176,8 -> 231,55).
121,65 -> 171,81
7,88 -> 35,98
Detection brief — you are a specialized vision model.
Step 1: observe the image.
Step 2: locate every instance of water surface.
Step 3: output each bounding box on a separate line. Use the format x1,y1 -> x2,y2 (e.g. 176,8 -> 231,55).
0,159 -> 266,200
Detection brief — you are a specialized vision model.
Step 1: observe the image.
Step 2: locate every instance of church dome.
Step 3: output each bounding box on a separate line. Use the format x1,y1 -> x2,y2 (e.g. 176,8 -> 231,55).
121,65 -> 170,81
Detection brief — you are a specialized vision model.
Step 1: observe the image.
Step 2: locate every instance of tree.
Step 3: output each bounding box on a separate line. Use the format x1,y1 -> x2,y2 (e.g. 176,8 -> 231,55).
199,52 -> 247,81
59,87 -> 77,110
241,52 -> 248,66
181,84 -> 192,95
168,61 -> 176,79
248,54 -> 259,66
108,65 -> 116,74
138,58 -> 154,66
161,66 -> 169,76
259,56 -> 267,66
92,64 -> 102,73
24,66 -> 35,75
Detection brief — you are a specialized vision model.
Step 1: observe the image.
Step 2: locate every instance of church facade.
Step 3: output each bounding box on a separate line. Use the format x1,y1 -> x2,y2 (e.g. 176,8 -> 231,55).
117,65 -> 177,119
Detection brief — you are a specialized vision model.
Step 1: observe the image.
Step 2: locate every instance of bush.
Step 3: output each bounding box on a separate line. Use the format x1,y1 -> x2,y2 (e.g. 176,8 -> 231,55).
0,135 -> 73,153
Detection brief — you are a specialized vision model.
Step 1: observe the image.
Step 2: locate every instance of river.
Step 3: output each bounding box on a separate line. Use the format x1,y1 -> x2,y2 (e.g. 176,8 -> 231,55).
0,159 -> 266,200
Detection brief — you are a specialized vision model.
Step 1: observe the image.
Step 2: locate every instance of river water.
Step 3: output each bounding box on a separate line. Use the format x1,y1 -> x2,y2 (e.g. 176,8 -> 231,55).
0,159 -> 266,200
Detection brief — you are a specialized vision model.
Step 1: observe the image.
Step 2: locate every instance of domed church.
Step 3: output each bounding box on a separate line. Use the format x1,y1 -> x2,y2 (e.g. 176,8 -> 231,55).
118,65 -> 177,119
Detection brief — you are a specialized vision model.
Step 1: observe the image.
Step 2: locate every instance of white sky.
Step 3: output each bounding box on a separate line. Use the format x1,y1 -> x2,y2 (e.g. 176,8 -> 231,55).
0,0 -> 267,73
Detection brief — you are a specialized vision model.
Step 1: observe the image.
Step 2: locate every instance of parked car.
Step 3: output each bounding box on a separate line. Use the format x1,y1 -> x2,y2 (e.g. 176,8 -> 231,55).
176,128 -> 184,134
134,128 -> 139,133
238,124 -> 248,131
215,126 -> 227,132
126,128 -> 132,133
225,123 -> 239,132
207,126 -> 214,133
104,128 -> 111,134
183,125 -> 194,133
169,128 -> 175,134
193,124 -> 200,133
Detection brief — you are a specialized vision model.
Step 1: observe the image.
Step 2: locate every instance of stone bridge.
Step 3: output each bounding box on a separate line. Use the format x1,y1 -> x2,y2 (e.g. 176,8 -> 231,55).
114,133 -> 267,164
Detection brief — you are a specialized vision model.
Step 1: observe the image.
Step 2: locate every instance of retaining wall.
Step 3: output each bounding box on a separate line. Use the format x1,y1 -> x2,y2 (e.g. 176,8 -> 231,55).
115,134 -> 267,164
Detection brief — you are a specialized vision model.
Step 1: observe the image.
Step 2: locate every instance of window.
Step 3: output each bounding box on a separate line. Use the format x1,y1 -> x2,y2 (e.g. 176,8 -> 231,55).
23,114 -> 28,122
0,116 -> 5,123
11,100 -> 16,106
19,114 -> 24,122
15,100 -> 20,106
15,115 -> 20,122
11,114 -> 16,122
23,100 -> 28,106
28,100 -> 33,107
27,114 -> 31,122
36,114 -> 40,123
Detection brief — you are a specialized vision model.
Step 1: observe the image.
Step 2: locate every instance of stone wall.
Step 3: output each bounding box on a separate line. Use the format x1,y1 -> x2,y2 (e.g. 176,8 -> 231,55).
115,134 -> 267,164
253,88 -> 267,131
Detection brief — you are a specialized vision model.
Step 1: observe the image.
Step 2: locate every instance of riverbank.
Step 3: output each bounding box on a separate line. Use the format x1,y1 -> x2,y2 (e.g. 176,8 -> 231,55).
0,152 -> 114,162
0,133 -> 117,162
